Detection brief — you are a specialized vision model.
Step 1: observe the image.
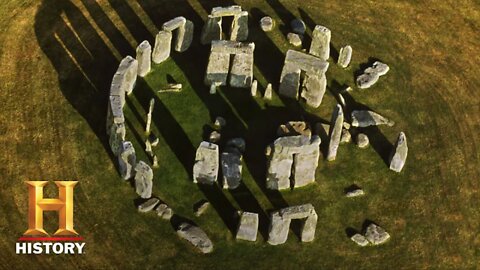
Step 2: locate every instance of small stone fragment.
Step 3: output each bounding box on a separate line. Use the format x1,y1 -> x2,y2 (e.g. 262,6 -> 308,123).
340,129 -> 351,144
138,197 -> 160,213
364,223 -> 390,245
351,110 -> 395,127
290,19 -> 306,35
351,233 -> 369,247
356,133 -> 369,148
158,83 -> 182,93
152,155 -> 159,168
260,16 -> 274,32
176,222 -> 214,253
236,212 -> 259,241
264,83 -> 273,100
389,132 -> 408,172
156,203 -> 173,220
278,121 -> 312,137
345,188 -> 364,197
337,45 -> 352,68
194,200 -> 210,217
287,33 -> 303,47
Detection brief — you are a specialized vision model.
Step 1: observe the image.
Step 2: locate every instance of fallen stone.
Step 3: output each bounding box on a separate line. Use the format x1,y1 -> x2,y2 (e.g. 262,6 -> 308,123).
194,200 -> 210,217
351,110 -> 395,127
145,98 -> 154,135
156,203 -> 173,220
236,212 -> 259,241
118,141 -> 136,180
193,142 -> 219,184
214,116 -> 226,129
309,25 -> 331,61
340,129 -> 351,144
389,132 -> 408,172
134,161 -> 153,199
290,19 -> 306,35
138,197 -> 160,213
364,223 -> 390,245
327,104 -> 344,161
176,222 -> 213,253
260,16 -> 274,32
345,188 -> 364,197
158,83 -> 182,93
337,45 -> 352,68
351,233 -> 369,247
356,61 -> 389,89
136,40 -> 151,77
287,32 -> 302,47
357,133 -> 369,148
152,30 -> 172,64
162,16 -> 186,32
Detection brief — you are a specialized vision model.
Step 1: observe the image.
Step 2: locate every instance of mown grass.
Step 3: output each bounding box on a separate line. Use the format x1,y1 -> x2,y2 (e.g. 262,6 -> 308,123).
0,0 -> 479,269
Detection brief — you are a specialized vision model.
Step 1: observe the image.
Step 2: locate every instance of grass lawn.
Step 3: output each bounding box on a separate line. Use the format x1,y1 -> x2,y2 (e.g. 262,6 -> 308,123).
0,0 -> 479,269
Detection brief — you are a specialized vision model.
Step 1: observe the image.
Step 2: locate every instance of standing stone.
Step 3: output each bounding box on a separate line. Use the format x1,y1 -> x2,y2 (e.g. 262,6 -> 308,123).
138,197 -> 160,213
114,56 -> 138,96
209,131 -> 221,143
278,121 -> 312,137
337,45 -> 352,68
231,11 -> 249,41
268,204 -> 317,245
356,133 -> 370,148
236,212 -> 259,241
300,72 -> 326,108
152,155 -> 159,168
152,30 -> 172,64
351,110 -> 395,127
327,104 -> 344,161
134,161 -> 153,199
109,122 -> 126,156
229,43 -> 255,88
287,33 -> 303,47
290,19 -> 306,35
264,83 -> 273,100
221,148 -> 243,189
162,16 -> 187,32
118,141 -> 136,180
309,25 -> 331,61
250,79 -> 258,96
193,141 -> 219,184
214,116 -> 226,129
389,132 -> 408,172
145,98 -> 154,134
136,40 -> 151,77
260,16 -> 274,32
176,222 -> 213,253
200,16 -> 222,45
162,17 -> 194,52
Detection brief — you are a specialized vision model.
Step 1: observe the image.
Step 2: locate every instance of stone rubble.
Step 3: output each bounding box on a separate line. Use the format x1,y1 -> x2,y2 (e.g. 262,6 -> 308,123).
251,79 -> 258,96
356,133 -> 370,148
327,104 -> 344,161
277,121 -> 311,137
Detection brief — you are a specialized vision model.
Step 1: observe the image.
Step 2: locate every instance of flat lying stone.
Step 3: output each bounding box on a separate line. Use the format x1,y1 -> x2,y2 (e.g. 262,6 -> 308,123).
327,104 -> 344,161
356,61 -> 390,89
351,233 -> 369,247
134,161 -> 153,199
211,5 -> 242,17
236,212 -> 259,241
337,45 -> 352,68
193,142 -> 219,184
221,150 -> 243,189
194,200 -> 210,217
156,203 -> 173,220
162,16 -> 186,32
230,11 -> 249,41
389,132 -> 408,172
176,222 -> 213,253
364,223 -> 390,245
138,197 -> 160,213
345,188 -> 364,197
351,110 -> 395,127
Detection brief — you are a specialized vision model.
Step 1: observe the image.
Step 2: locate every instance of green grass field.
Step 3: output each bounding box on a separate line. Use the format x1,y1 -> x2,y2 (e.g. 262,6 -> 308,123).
0,0 -> 479,269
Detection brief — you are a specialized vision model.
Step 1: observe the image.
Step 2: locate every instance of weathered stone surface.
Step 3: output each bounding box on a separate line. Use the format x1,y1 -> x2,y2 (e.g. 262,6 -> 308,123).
345,188 -> 365,197
300,72 -> 326,108
327,104 -> 344,161
211,40 -> 254,55
176,222 -> 213,254
251,79 -> 258,96
136,40 -> 151,77
156,203 -> 173,220
230,49 -> 254,87
264,83 -> 273,100
389,132 -> 408,172
279,50 -> 329,101
287,32 -> 302,47
337,45 -> 352,68
357,133 -> 369,148
268,204 -> 317,245
267,135 -> 321,190
145,98 -> 154,134
194,200 -> 210,217
174,19 -> 194,52
205,51 -> 230,86
351,110 -> 395,127
162,16 -> 186,32
118,141 -> 136,180
209,131 -> 221,143
138,197 -> 160,213
309,25 -> 331,60
134,161 -> 153,199
340,129 -> 351,144
152,30 -> 172,64
214,116 -> 226,129
211,5 -> 242,17
158,83 -> 182,93
109,122 -> 126,156
109,95 -> 124,125
260,16 -> 274,32
231,11 -> 249,41
221,149 -> 242,189
351,233 -> 369,246
356,61 -> 390,89
364,223 -> 390,245
236,212 -> 259,241
193,141 -> 219,184
278,121 -> 311,137
111,56 -> 138,97
290,19 -> 306,35
200,16 -> 222,45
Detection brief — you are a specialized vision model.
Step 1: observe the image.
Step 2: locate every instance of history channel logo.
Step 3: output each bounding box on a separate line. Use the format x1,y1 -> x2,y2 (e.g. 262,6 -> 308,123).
15,181 -> 86,255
